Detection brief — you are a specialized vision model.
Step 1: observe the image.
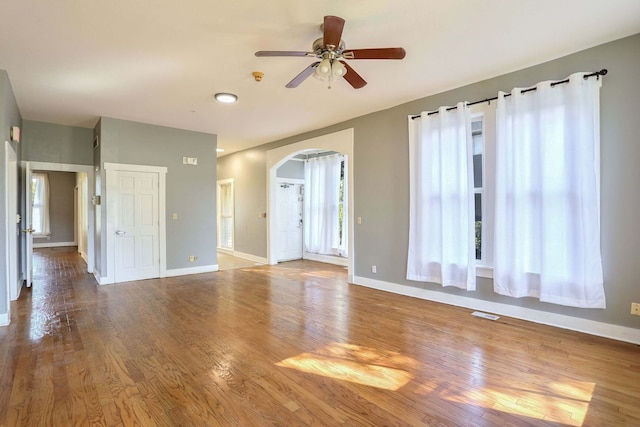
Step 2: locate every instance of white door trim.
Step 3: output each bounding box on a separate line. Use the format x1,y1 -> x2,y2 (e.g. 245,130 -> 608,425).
104,162 -> 167,284
266,128 -> 354,282
23,161 -> 95,276
4,142 -> 18,319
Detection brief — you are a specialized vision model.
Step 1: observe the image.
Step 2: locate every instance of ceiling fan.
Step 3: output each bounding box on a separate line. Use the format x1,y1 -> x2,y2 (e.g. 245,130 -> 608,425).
255,15 -> 406,89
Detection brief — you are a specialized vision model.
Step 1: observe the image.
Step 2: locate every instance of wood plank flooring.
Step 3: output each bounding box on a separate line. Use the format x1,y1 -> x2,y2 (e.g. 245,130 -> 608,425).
1,247 -> 639,426
217,252 -> 264,271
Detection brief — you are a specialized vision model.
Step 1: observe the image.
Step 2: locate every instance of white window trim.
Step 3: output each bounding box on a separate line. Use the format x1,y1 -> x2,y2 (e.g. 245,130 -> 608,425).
217,178 -> 235,251
470,103 -> 497,279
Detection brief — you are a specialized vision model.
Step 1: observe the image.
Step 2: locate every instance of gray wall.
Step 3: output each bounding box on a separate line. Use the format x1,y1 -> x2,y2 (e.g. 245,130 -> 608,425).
276,159 -> 304,179
217,149 -> 268,258
217,33 -> 640,330
95,117 -> 217,274
0,70 -> 22,318
33,171 -> 76,244
22,120 -> 93,165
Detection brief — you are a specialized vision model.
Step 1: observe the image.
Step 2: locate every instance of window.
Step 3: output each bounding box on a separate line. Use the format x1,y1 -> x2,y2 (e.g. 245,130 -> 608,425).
304,154 -> 346,257
470,104 -> 496,275
472,116 -> 483,261
217,179 -> 234,250
493,74 -> 605,308
337,158 -> 347,256
31,173 -> 51,237
407,103 -> 476,290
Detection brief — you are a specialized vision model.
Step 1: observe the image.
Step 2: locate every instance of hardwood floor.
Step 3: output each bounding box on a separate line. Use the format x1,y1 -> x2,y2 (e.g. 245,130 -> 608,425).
1,248 -> 639,426
217,252 -> 264,271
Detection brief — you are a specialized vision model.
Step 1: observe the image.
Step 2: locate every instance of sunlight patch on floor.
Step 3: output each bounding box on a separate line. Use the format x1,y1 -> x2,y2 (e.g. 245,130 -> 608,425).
277,342 -> 416,391
441,380 -> 595,426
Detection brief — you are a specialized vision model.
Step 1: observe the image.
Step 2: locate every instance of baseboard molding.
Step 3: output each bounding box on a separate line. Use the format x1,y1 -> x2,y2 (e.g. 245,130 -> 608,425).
226,250 -> 268,265
165,265 -> 218,277
0,313 -> 9,326
33,241 -> 77,248
303,252 -> 349,267
94,271 -> 113,286
12,276 -> 23,301
353,275 -> 640,345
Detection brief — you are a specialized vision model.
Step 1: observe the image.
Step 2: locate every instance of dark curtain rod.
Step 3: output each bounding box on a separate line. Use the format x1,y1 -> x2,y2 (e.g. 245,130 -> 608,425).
410,69 -> 608,119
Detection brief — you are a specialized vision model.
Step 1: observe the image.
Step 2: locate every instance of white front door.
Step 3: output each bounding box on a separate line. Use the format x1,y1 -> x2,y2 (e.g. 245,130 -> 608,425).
276,182 -> 303,262
113,170 -> 160,282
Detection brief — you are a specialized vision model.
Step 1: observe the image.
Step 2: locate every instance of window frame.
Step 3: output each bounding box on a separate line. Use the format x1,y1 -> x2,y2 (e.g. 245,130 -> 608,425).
31,172 -> 50,237
469,104 -> 496,279
217,178 -> 235,251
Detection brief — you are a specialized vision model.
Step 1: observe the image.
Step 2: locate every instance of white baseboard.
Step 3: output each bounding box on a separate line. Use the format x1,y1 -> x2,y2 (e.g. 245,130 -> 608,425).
95,264 -> 219,284
303,252 -> 349,266
353,275 -> 640,345
33,241 -> 77,248
223,250 -> 267,265
0,313 -> 9,326
13,277 -> 23,301
165,264 -> 218,277
94,271 -> 113,285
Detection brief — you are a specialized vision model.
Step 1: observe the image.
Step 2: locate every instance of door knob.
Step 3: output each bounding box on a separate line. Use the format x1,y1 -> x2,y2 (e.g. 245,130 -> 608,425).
21,228 -> 35,233
115,230 -> 126,236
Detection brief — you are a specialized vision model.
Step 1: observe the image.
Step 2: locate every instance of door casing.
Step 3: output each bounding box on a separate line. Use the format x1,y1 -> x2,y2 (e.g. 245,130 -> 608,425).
103,162 -> 166,285
22,161 -> 95,283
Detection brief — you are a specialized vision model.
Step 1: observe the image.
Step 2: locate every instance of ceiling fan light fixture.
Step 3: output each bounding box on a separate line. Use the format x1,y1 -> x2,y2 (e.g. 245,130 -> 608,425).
332,61 -> 347,77
315,58 -> 332,78
214,93 -> 238,103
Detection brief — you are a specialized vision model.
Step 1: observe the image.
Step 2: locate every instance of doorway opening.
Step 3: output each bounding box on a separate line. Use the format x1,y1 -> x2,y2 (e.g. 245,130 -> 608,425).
267,129 -> 354,282
22,162 -> 94,290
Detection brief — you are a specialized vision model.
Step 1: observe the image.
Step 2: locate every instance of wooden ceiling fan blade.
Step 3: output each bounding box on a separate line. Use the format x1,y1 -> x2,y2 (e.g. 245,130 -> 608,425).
323,15 -> 345,49
342,48 -> 406,60
255,51 -> 311,57
285,62 -> 320,88
341,61 -> 367,89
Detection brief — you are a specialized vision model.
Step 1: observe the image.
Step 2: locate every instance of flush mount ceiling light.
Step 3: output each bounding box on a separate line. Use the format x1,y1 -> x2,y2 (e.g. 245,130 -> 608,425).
214,93 -> 238,103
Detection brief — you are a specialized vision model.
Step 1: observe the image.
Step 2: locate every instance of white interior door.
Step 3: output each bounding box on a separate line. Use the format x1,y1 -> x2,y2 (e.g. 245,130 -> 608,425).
114,170 -> 160,282
23,162 -> 34,287
276,182 -> 303,262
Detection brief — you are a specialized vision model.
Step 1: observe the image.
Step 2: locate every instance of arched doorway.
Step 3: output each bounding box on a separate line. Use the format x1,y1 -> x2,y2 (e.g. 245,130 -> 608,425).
266,129 -> 354,282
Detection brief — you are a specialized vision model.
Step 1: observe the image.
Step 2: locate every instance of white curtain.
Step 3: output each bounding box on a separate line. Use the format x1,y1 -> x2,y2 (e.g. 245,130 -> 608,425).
407,103 -> 476,290
494,73 -> 605,308
304,155 -> 341,255
32,173 -> 50,237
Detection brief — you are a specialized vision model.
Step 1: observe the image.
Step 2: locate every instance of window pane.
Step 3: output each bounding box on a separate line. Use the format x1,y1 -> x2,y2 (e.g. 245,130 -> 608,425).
473,152 -> 483,188
475,193 -> 482,260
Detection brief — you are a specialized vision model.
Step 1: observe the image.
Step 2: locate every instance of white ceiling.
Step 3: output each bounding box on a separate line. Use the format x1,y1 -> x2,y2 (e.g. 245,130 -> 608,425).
1,1 -> 639,156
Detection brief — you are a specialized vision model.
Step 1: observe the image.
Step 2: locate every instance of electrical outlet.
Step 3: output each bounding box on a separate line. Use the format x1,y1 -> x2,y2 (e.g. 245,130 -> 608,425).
631,302 -> 640,316
189,255 -> 197,262
372,265 -> 377,274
